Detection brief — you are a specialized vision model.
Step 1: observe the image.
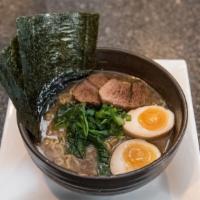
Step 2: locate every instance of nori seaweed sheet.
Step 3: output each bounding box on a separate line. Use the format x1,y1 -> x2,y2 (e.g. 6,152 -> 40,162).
16,12 -> 99,116
0,37 -> 31,113
0,37 -> 25,108
0,37 -> 39,137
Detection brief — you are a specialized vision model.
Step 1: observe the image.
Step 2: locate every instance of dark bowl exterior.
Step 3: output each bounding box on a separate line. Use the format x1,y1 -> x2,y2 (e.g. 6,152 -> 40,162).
17,49 -> 188,195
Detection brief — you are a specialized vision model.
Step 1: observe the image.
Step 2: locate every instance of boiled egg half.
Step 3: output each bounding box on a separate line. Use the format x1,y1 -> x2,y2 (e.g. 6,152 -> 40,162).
123,105 -> 174,139
110,139 -> 161,175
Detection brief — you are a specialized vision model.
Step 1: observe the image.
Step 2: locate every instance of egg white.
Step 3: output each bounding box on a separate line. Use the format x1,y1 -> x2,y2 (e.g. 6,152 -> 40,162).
110,139 -> 161,175
123,105 -> 175,139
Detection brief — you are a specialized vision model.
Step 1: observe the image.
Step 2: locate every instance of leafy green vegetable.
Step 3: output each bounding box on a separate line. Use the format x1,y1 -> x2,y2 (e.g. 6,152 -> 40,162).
94,104 -> 128,137
88,133 -> 110,176
54,103 -> 88,158
53,103 -> 130,175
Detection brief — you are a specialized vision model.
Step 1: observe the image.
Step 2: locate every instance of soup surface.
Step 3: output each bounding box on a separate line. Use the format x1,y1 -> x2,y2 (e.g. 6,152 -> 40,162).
38,71 -> 174,176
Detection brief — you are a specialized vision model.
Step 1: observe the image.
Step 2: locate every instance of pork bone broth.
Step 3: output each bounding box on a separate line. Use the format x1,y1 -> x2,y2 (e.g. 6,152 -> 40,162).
37,71 -> 174,176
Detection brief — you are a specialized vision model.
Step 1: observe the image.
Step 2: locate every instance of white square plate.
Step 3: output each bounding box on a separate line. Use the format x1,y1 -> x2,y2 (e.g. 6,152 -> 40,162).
0,60 -> 199,200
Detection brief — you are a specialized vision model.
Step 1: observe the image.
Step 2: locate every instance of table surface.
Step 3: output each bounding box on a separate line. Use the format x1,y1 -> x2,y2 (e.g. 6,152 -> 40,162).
0,0 -> 199,144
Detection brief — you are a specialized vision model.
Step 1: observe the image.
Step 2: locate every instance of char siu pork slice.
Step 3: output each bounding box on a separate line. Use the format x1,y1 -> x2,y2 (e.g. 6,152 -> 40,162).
99,79 -> 131,109
72,80 -> 101,105
87,73 -> 110,88
129,81 -> 162,108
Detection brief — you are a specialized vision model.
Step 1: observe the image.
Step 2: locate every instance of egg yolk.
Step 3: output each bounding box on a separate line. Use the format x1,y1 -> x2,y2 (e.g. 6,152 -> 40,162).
123,143 -> 157,170
138,107 -> 167,130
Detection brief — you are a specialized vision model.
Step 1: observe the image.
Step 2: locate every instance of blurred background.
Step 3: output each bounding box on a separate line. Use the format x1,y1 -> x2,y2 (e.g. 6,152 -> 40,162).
0,0 -> 199,141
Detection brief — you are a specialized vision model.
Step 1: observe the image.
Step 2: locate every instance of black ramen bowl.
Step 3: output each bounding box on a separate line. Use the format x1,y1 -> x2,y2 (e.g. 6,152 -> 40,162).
17,48 -> 188,195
